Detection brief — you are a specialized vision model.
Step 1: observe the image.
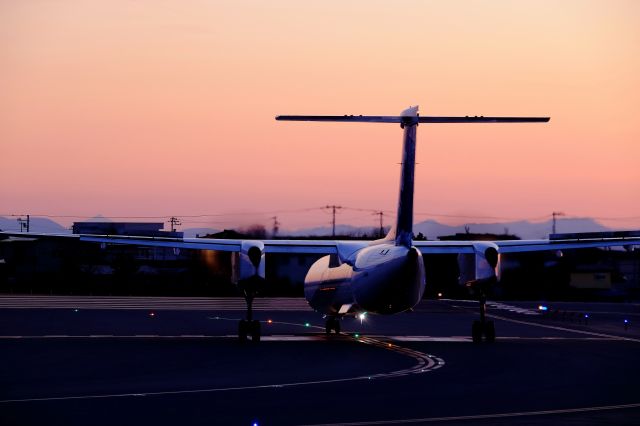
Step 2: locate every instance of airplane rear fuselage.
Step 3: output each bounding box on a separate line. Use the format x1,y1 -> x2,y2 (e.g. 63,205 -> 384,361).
304,242 -> 426,316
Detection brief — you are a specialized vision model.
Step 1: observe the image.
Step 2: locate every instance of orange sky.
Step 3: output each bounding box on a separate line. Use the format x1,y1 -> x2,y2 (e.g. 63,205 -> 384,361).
1,0 -> 639,231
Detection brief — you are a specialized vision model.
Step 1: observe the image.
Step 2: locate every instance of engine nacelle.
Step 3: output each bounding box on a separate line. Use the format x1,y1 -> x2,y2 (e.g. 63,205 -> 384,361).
231,241 -> 266,284
457,242 -> 501,286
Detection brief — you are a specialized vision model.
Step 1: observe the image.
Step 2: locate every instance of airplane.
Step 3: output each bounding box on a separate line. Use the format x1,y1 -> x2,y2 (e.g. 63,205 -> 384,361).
2,106 -> 639,343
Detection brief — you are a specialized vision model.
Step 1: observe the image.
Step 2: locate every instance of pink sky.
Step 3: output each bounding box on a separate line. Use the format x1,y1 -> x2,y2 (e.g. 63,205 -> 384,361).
1,0 -> 639,231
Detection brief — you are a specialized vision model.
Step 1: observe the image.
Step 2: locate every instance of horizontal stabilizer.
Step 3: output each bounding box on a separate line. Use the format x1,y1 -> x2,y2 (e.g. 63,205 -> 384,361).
276,115 -> 549,123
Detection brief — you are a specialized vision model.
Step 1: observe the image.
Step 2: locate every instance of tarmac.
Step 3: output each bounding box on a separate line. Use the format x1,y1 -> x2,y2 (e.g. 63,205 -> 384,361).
1,296 -> 640,425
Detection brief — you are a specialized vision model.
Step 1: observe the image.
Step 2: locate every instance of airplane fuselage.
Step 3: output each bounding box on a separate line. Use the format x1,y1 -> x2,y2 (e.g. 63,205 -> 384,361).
304,242 -> 426,317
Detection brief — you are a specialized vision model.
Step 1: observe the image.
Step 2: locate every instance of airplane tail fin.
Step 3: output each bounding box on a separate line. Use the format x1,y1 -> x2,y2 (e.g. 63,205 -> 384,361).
276,108 -> 549,248
391,106 -> 419,247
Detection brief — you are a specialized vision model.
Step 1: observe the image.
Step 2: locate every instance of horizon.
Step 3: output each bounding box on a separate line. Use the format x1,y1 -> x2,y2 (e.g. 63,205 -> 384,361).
2,1 -> 639,231
0,213 -> 627,240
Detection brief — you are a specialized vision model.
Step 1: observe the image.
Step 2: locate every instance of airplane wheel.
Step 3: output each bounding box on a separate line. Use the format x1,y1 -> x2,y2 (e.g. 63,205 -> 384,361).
471,320 -> 482,343
325,318 -> 334,335
484,320 -> 495,343
251,320 -> 261,343
238,320 -> 248,343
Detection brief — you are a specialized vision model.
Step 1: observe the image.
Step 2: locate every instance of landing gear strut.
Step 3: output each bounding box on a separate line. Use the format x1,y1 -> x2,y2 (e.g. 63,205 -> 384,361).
238,276 -> 262,343
325,317 -> 341,335
472,289 -> 495,343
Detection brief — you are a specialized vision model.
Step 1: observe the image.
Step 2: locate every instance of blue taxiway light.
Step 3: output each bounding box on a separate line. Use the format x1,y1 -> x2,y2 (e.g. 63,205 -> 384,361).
624,319 -> 629,324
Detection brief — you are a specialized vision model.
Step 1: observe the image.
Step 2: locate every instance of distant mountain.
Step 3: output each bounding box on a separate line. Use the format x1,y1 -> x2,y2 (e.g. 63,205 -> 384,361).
286,224 -> 381,237
182,227 -> 220,238
287,218 -> 612,240
0,217 -> 70,233
0,216 -> 616,240
413,218 -> 611,240
77,214 -> 113,222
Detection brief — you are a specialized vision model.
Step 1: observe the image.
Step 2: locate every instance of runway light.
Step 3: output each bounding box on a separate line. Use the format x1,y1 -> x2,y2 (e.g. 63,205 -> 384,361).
437,292 -> 443,298
150,312 -> 155,317
267,319 -> 273,324
354,333 -> 360,338
538,305 -> 548,311
73,309 -> 79,312
304,322 -> 310,327
387,343 -> 392,347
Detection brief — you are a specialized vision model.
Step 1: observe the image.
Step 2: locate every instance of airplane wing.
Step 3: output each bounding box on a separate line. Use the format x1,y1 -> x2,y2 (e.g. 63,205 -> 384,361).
0,232 -> 357,255
413,236 -> 640,254
3,232 -> 638,255
80,235 -> 345,254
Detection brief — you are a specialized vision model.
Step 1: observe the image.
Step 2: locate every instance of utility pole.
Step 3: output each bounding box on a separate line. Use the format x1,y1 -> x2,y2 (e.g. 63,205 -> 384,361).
325,205 -> 342,237
17,215 -> 30,232
271,216 -> 281,237
552,212 -> 565,235
168,216 -> 181,232
373,211 -> 385,238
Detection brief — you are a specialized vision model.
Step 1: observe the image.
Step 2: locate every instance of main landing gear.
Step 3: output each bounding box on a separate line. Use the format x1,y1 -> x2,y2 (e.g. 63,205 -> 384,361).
239,316 -> 261,343
238,276 -> 262,343
472,290 -> 495,343
325,317 -> 341,335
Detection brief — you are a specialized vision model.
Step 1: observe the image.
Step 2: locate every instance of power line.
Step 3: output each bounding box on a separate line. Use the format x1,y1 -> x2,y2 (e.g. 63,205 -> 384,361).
323,205 -> 343,237
373,211 -> 386,238
168,216 -> 182,232
271,216 -> 281,237
552,211 -> 565,234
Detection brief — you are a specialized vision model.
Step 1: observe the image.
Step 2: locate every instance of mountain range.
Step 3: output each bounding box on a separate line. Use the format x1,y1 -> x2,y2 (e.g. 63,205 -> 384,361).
0,216 -> 617,240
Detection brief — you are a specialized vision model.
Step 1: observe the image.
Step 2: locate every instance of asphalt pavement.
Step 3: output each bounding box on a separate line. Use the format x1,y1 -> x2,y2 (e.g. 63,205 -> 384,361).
1,296 -> 639,425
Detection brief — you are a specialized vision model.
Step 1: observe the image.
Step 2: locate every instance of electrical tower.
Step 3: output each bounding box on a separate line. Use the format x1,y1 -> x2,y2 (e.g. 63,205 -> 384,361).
552,212 -> 565,235
168,216 -> 181,232
16,215 -> 30,232
271,216 -> 281,237
325,205 -> 342,237
373,211 -> 385,238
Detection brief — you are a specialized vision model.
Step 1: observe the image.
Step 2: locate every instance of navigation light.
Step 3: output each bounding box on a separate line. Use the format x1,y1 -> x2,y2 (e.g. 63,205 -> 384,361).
538,305 -> 548,311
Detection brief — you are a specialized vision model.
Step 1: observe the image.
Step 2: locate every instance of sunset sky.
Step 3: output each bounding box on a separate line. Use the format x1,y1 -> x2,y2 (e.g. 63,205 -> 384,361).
2,0 -> 639,232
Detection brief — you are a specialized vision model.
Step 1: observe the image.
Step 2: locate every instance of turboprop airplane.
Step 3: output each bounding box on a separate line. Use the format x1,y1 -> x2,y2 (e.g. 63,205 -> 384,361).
3,106 -> 639,343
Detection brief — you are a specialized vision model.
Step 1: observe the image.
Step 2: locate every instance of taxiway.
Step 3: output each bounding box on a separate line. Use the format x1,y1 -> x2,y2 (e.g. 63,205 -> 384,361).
1,296 -> 639,425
